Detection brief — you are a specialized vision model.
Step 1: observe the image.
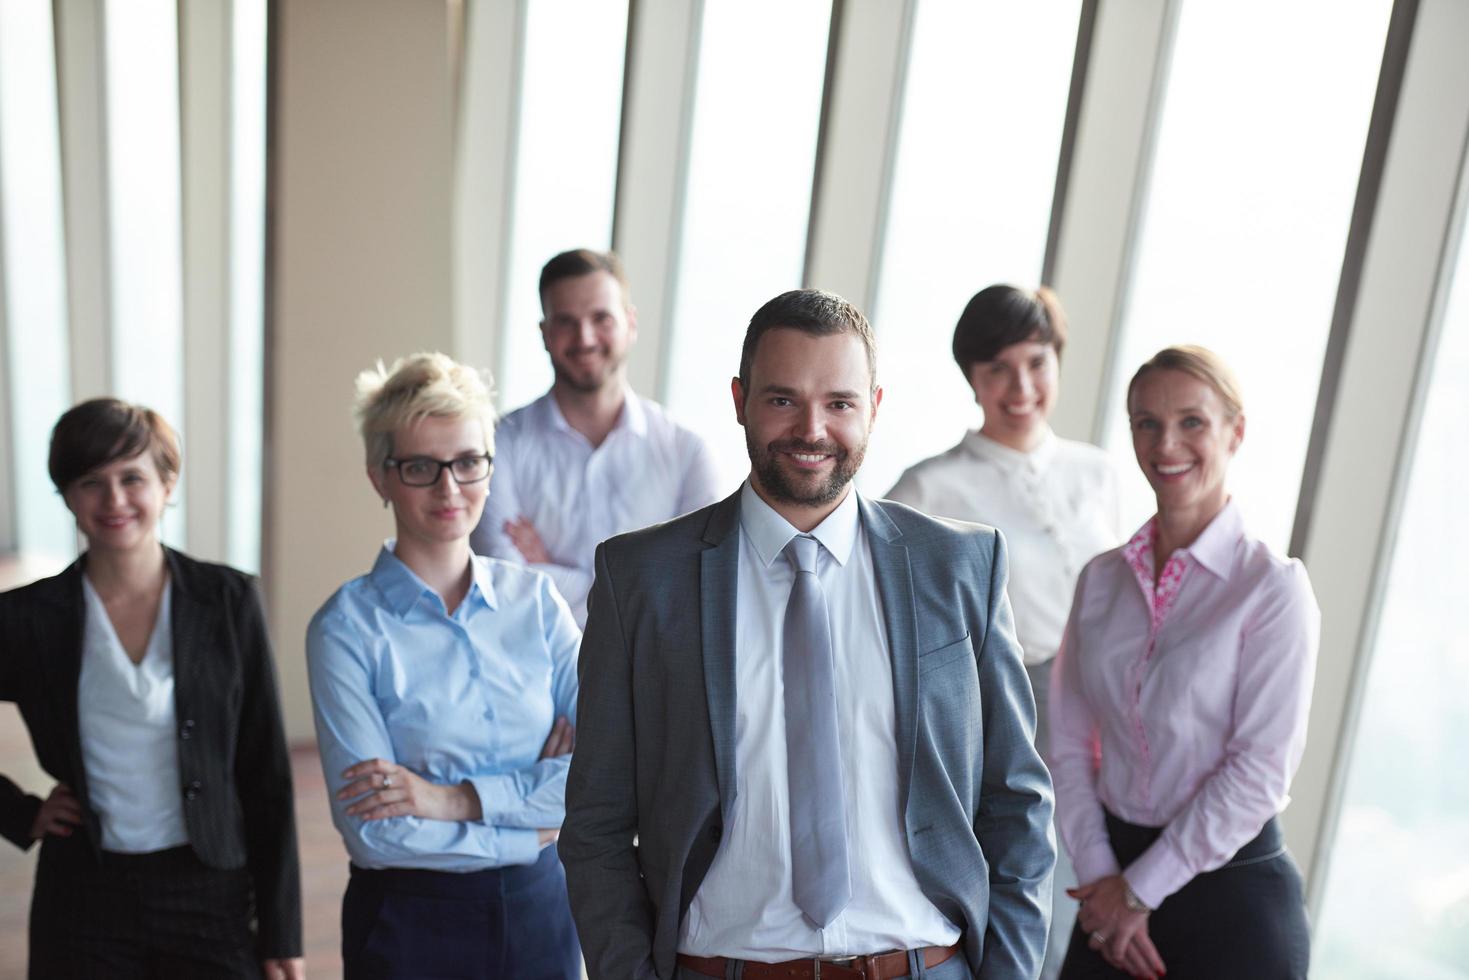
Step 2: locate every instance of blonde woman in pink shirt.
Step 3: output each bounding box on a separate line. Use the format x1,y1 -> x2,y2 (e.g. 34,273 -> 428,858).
1049,346 -> 1318,980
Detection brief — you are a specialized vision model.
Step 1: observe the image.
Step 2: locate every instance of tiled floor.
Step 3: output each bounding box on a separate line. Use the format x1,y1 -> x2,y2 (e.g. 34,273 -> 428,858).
0,704 -> 350,979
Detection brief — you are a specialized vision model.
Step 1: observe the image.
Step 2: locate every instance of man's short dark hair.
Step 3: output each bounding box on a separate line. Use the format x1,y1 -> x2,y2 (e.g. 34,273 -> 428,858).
951,284 -> 1068,374
538,248 -> 629,311
738,289 -> 877,395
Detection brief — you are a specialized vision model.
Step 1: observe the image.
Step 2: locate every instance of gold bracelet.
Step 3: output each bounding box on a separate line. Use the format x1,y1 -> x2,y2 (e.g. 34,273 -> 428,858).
1123,881 -> 1152,914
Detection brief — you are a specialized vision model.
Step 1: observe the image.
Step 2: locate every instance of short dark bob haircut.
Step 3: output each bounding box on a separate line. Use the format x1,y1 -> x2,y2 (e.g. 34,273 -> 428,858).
738,289 -> 877,396
48,398 -> 182,494
951,284 -> 1069,375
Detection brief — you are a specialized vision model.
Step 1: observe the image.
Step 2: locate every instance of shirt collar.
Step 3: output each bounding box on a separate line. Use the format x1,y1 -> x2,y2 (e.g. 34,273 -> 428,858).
1120,518 -> 1157,581
468,553 -> 498,608
964,427 -> 1058,473
541,387 -> 648,439
1122,499 -> 1242,582
369,541 -> 498,615
738,480 -> 860,569
1185,499 -> 1243,580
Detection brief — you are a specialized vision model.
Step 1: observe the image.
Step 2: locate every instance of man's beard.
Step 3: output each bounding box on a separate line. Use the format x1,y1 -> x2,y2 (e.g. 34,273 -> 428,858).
551,348 -> 623,393
746,434 -> 866,507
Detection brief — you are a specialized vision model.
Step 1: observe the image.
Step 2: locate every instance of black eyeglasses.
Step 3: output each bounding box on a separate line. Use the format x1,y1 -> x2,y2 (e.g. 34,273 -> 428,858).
383,453 -> 493,487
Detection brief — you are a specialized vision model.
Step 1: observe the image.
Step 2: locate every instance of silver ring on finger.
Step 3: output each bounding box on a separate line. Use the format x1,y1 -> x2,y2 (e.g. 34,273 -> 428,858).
382,774 -> 393,789
1091,930 -> 1107,945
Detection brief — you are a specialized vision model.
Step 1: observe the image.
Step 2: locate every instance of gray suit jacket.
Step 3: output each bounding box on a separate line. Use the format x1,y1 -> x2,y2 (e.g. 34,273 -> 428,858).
561,490 -> 1054,979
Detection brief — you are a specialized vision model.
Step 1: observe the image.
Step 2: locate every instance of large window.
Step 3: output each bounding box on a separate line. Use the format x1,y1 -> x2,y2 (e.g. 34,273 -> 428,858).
661,0 -> 833,489
0,0 -> 73,560
228,0 -> 268,573
1101,0 -> 1393,547
862,0 -> 1082,494
0,1 -> 267,567
105,0 -> 187,542
495,0 -> 629,413
1313,201 -> 1469,978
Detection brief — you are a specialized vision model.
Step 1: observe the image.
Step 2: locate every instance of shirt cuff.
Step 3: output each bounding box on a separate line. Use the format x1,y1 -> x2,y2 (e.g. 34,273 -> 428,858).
1071,841 -> 1121,889
467,774 -> 520,825
1123,836 -> 1190,910
498,827 -> 542,867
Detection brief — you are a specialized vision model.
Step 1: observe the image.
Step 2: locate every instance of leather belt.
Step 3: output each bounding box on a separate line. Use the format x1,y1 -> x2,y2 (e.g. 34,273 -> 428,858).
677,944 -> 959,979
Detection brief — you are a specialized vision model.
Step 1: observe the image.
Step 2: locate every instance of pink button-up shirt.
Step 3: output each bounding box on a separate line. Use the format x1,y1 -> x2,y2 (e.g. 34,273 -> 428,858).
1048,500 -> 1319,908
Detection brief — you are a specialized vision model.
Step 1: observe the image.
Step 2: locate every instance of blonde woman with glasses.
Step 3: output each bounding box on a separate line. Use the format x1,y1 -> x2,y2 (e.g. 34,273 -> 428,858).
307,353 -> 581,979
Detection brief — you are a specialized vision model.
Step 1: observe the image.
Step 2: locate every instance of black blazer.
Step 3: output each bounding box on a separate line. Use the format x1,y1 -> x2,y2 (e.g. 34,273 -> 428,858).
0,548 -> 302,959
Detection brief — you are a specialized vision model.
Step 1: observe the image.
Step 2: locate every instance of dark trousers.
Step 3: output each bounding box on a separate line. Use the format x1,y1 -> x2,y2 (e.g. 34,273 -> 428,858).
343,845 -> 580,980
29,838 -> 257,979
1059,812 -> 1310,980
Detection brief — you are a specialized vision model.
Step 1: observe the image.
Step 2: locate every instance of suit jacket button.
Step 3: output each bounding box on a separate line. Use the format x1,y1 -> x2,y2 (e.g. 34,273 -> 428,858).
184,780 -> 203,801
180,719 -> 196,740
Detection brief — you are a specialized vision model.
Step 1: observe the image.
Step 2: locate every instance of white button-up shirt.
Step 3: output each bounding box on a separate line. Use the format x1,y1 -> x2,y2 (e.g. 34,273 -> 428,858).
470,389 -> 720,626
678,483 -> 960,959
887,429 -> 1119,665
78,577 -> 190,853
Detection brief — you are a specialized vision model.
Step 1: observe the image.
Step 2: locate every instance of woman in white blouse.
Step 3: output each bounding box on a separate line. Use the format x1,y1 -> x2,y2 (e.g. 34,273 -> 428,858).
0,399 -> 302,978
1050,346 -> 1317,979
888,283 -> 1119,979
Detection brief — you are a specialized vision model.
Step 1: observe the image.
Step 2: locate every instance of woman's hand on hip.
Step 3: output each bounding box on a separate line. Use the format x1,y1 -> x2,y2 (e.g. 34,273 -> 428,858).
262,956 -> 305,979
1070,875 -> 1165,979
29,783 -> 83,840
339,759 -> 483,822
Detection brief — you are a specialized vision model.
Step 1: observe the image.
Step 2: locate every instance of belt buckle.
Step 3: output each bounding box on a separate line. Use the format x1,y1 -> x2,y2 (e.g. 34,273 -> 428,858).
817,955 -> 859,979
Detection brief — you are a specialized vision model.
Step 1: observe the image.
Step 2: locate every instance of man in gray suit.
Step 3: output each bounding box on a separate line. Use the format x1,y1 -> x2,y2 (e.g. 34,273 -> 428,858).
561,289 -> 1054,979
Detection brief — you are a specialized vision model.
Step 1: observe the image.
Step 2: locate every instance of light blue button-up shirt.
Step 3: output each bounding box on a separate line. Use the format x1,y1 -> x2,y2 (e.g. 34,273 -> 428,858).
306,543 -> 580,871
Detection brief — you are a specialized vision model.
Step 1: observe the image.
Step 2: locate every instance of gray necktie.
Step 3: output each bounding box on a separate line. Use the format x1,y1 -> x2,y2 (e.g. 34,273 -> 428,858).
782,534 -> 852,927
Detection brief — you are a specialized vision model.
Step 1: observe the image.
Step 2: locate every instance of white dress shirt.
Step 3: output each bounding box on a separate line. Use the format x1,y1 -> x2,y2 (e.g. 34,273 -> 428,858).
887,428 -> 1119,666
78,577 -> 189,853
470,389 -> 721,626
678,483 -> 960,959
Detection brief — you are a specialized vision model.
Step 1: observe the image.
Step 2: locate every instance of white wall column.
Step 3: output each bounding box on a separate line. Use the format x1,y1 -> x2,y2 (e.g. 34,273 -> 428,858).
802,0 -> 914,313
609,0 -> 703,398
53,0 -> 112,402
179,0 -> 232,562
1044,0 -> 1175,443
452,0 -> 522,384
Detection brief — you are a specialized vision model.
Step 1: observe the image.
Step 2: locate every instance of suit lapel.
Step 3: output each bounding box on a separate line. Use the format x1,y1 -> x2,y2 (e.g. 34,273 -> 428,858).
165,550 -> 212,738
699,492 -> 742,819
861,497 -> 918,816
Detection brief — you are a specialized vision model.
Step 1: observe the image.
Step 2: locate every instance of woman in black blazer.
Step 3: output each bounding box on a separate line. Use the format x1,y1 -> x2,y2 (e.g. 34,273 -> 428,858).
0,398 -> 303,979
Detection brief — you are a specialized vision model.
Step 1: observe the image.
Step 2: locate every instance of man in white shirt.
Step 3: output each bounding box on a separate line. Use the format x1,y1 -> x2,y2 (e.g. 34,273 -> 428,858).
561,289 -> 1054,979
470,249 -> 720,625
